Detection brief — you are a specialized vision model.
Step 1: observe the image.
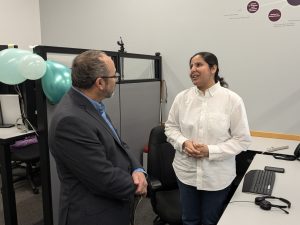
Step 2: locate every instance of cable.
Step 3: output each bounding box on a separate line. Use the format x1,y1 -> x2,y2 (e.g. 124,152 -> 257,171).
229,200 -> 289,214
14,85 -> 38,136
118,77 -> 122,138
229,200 -> 253,204
159,80 -> 168,124
131,195 -> 143,225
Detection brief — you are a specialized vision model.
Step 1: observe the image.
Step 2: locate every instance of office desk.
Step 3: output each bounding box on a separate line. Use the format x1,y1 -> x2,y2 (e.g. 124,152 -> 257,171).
0,127 -> 34,225
250,136 -> 299,155
218,154 -> 300,225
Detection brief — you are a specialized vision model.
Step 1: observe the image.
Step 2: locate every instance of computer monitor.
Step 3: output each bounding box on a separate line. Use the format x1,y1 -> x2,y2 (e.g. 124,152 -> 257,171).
0,94 -> 23,128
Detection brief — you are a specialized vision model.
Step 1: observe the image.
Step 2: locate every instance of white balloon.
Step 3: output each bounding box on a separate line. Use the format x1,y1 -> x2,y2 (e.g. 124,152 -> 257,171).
18,54 -> 46,80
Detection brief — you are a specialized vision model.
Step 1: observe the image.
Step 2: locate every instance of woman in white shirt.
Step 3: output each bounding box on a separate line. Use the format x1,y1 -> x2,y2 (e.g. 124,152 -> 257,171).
165,52 -> 251,225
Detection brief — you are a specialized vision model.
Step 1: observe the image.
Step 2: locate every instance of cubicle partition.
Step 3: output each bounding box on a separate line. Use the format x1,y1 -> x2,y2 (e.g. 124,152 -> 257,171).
33,45 -> 162,225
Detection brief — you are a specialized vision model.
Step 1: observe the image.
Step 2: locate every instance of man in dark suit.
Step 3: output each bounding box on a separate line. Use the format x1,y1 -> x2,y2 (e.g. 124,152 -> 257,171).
49,50 -> 147,225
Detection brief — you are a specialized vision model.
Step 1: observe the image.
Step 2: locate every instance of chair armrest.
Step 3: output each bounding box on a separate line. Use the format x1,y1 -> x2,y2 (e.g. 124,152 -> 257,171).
148,177 -> 162,190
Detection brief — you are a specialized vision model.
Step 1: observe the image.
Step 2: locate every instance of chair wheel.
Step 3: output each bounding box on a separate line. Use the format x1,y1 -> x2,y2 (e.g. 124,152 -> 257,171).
33,188 -> 39,194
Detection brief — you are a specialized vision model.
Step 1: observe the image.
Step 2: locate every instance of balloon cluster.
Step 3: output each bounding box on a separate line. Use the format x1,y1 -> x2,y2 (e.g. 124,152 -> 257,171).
0,48 -> 46,84
0,48 -> 72,104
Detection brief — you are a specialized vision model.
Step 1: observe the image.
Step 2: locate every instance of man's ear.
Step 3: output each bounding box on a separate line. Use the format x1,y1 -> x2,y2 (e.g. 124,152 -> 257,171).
95,77 -> 105,90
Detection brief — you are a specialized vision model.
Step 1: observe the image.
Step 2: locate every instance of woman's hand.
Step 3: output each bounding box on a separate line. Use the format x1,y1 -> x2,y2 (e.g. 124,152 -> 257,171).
183,140 -> 209,158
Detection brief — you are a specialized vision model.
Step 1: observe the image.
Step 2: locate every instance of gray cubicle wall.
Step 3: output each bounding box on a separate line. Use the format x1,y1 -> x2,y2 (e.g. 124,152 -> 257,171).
48,81 -> 160,225
105,81 -> 161,159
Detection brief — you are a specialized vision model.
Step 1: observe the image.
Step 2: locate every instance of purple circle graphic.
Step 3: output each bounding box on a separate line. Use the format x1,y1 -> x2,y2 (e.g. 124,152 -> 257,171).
247,1 -> 259,13
268,9 -> 281,22
287,0 -> 300,6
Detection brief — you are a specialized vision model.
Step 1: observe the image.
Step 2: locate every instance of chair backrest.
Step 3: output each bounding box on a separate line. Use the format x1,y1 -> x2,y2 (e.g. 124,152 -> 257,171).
147,125 -> 177,190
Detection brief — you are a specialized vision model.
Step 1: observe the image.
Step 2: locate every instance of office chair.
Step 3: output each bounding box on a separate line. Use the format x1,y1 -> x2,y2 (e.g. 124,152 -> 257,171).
147,125 -> 182,225
10,142 -> 40,194
227,150 -> 256,202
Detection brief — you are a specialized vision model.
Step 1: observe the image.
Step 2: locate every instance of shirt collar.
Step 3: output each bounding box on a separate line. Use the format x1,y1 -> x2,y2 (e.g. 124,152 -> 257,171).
196,82 -> 221,97
72,86 -> 104,113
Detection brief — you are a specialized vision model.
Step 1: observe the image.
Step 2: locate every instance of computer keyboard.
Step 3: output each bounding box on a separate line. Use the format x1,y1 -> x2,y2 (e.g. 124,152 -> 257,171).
242,169 -> 275,195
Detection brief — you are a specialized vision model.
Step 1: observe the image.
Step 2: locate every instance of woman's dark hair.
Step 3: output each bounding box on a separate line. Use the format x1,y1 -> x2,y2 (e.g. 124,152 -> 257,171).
189,52 -> 228,88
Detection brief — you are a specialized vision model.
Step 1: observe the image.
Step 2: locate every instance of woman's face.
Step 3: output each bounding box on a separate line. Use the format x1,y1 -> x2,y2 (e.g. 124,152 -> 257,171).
189,55 -> 216,92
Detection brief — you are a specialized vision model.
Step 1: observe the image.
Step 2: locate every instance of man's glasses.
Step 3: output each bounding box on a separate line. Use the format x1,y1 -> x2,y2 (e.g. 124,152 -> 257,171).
101,72 -> 121,80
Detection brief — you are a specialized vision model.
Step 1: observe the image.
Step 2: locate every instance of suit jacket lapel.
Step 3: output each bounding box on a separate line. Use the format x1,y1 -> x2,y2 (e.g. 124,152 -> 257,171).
86,106 -> 121,142
69,88 -> 127,150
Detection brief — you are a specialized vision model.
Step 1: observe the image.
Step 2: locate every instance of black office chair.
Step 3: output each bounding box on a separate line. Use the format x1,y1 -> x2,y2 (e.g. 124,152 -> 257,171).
147,125 -> 182,225
227,150 -> 256,202
10,142 -> 40,194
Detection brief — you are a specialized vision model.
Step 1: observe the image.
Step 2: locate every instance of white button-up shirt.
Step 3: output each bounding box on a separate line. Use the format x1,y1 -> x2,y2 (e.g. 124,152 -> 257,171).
165,82 -> 251,191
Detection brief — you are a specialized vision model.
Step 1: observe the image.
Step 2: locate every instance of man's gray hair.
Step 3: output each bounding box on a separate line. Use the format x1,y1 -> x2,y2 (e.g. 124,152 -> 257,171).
71,50 -> 110,89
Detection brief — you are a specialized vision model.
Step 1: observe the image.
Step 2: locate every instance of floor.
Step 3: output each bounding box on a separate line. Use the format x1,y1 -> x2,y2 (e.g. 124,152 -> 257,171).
0,177 -> 157,225
0,178 -> 43,225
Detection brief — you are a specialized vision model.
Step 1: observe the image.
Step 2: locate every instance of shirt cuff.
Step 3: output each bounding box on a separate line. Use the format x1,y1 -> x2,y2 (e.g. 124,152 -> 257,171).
207,144 -> 221,160
133,168 -> 147,174
177,136 -> 188,152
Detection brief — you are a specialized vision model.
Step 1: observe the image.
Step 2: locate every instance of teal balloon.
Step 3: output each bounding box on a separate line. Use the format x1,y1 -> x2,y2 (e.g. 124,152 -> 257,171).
41,60 -> 72,104
0,48 -> 31,84
18,54 -> 46,80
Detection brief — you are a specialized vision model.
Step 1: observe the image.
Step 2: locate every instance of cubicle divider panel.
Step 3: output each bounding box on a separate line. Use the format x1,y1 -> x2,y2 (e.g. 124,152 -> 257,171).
104,81 -> 161,161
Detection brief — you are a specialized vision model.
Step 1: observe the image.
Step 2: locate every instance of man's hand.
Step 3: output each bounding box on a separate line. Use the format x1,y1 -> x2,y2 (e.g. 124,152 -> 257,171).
132,171 -> 148,197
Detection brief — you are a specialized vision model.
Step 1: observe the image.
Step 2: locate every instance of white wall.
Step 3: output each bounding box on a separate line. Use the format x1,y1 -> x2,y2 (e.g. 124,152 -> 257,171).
0,0 -> 41,50
39,0 -> 300,134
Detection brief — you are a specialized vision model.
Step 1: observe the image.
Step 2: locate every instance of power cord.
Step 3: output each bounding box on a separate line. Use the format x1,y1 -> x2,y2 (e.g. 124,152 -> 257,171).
14,85 -> 38,136
229,200 -> 289,214
131,195 -> 143,225
229,200 -> 253,204
118,75 -> 122,138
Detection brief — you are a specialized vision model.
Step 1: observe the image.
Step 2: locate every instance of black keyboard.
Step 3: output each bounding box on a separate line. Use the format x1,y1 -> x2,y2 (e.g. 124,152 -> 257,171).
242,170 -> 275,195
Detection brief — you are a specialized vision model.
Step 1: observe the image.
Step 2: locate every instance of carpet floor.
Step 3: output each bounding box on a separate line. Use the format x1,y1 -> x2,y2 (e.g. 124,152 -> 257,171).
0,178 -> 158,225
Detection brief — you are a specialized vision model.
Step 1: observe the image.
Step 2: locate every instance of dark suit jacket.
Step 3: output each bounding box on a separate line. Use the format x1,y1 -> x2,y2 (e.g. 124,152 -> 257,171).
49,88 -> 142,225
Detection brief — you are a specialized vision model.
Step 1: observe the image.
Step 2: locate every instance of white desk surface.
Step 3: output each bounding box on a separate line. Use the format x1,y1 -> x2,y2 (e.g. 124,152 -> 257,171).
0,126 -> 34,140
218,154 -> 300,225
249,136 -> 299,155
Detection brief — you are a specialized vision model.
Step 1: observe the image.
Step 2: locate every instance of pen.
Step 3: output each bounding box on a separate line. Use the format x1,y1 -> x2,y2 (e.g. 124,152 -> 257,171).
266,145 -> 289,152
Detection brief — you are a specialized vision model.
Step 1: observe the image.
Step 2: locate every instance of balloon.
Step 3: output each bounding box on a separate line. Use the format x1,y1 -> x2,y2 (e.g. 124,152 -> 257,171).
18,54 -> 47,80
42,60 -> 72,104
0,48 -> 31,84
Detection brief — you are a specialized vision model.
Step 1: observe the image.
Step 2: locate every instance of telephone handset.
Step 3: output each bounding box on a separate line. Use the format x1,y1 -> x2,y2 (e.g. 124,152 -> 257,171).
273,143 -> 300,161
294,143 -> 300,160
